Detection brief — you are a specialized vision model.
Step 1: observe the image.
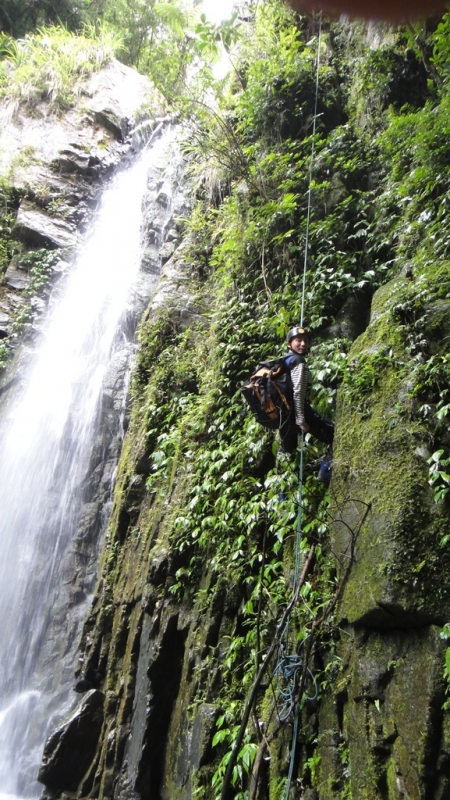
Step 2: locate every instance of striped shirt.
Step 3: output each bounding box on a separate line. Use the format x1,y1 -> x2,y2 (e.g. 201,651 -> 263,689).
285,354 -> 312,427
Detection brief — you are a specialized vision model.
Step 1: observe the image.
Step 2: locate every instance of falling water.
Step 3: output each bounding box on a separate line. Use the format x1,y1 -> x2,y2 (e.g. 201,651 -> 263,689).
0,129 -> 174,799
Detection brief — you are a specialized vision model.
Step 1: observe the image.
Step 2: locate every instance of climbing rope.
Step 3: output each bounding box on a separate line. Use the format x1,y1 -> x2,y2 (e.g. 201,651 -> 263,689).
275,14 -> 323,799
300,14 -> 322,330
273,641 -> 318,723
275,431 -> 309,800
220,18 -> 324,800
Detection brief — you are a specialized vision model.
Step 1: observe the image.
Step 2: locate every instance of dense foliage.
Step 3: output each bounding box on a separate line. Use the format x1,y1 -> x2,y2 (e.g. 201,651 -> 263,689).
0,25 -> 121,110
0,0 -> 96,37
2,0 -> 450,796
0,0 -> 239,103
107,4 -> 450,796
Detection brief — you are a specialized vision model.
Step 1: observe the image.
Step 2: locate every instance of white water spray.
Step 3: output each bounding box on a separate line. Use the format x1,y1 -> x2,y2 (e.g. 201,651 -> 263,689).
0,131 -> 173,798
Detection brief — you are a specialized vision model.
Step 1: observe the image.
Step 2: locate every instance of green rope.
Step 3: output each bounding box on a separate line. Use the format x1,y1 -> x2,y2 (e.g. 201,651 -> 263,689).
300,14 -> 322,330
280,5 -> 322,651
281,14 -> 322,799
220,16 -> 323,800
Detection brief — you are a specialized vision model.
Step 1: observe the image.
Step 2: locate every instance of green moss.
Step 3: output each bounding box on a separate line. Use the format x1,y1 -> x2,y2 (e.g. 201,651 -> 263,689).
330,257 -> 450,625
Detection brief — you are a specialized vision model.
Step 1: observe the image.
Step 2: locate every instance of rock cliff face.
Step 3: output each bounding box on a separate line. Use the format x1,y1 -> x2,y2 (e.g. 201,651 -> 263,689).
0,53 -> 188,797
3,14 -> 449,800
318,264 -> 450,798
38,256 -> 450,800
0,58 -> 163,363
37,245 -> 233,799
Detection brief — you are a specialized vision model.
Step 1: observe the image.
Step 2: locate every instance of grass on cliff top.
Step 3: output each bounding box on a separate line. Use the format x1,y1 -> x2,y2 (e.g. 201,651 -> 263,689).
0,24 -> 123,113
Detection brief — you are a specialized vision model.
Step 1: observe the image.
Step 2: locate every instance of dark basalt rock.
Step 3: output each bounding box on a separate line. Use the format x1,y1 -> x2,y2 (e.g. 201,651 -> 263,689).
38,689 -> 104,792
0,323 -> 8,339
14,202 -> 76,250
74,678 -> 94,693
3,262 -> 32,291
52,145 -> 91,175
94,108 -> 128,141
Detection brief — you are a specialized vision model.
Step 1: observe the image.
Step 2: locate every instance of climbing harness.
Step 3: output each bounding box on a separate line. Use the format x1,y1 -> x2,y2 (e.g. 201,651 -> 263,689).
274,14 -> 323,800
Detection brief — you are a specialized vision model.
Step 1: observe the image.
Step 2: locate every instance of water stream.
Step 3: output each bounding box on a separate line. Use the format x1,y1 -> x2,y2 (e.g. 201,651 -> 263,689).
0,129 -> 174,799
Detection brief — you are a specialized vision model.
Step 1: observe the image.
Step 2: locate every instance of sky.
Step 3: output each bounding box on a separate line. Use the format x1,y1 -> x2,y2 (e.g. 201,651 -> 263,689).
196,0 -> 239,79
200,0 -> 237,24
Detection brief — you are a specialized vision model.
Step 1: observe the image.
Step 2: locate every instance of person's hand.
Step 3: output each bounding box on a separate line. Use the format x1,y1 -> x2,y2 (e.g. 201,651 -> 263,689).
299,423 -> 310,433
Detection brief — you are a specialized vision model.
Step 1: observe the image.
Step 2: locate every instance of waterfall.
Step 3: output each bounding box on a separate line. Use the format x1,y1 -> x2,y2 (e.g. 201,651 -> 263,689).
0,129 -> 175,799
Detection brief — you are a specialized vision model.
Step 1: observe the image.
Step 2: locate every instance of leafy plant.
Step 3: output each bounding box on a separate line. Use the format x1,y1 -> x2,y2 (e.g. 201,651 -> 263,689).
211,710 -> 258,800
428,450 -> 450,506
0,24 -> 122,112
440,622 -> 450,709
0,340 -> 11,372
431,11 -> 450,86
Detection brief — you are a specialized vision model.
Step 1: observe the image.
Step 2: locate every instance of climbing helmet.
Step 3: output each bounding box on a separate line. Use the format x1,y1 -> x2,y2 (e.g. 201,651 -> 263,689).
287,326 -> 310,343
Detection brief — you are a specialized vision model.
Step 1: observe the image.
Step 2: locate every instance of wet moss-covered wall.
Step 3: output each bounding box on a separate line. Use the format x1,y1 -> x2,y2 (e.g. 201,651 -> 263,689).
318,260 -> 450,799
334,266 -> 450,627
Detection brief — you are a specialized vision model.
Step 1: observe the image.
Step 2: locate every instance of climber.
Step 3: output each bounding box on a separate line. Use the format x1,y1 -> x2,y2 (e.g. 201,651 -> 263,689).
280,326 -> 334,480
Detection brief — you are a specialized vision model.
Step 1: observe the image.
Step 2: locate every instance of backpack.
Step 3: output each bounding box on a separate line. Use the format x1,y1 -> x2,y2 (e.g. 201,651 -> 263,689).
241,356 -> 293,429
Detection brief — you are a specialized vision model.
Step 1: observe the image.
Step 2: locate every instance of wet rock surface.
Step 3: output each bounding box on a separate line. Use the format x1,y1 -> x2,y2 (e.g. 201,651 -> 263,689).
34,128 -> 193,800
0,57 -> 165,379
5,24 -> 448,800
0,52 -> 197,800
41,260 -> 450,800
38,690 -> 104,791
316,266 -> 450,798
3,261 -> 32,291
14,201 -> 77,250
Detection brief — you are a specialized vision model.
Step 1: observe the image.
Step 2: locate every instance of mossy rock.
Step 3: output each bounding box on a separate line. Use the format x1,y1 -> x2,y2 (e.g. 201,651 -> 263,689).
332,266 -> 450,628
320,626 -> 447,800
